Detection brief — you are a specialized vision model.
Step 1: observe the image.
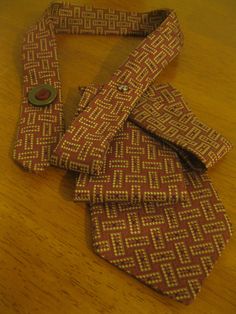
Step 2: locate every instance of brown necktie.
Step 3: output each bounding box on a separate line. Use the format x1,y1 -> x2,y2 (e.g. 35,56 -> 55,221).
13,2 -> 232,304
75,84 -> 232,304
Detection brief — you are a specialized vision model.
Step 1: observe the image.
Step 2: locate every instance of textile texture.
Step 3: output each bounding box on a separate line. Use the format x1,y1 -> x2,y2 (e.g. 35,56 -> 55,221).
13,2 -> 232,305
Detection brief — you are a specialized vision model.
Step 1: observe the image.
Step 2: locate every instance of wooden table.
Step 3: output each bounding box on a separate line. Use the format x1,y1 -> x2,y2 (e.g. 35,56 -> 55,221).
0,0 -> 236,313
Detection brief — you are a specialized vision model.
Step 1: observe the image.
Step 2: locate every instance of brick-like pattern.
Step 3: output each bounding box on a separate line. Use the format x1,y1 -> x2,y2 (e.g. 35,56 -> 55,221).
77,84 -> 232,171
75,120 -> 186,205
91,170 -> 232,304
12,2 -> 233,304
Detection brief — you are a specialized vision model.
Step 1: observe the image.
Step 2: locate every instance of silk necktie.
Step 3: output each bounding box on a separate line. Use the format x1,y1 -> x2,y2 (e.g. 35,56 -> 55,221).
13,2 -> 232,304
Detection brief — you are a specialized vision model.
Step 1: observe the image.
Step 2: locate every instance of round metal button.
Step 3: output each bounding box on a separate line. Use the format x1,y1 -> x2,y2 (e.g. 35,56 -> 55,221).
117,84 -> 129,92
28,84 -> 57,107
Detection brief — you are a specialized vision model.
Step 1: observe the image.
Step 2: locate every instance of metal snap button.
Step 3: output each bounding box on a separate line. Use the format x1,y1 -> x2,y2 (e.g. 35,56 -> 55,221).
117,84 -> 129,92
28,84 -> 57,106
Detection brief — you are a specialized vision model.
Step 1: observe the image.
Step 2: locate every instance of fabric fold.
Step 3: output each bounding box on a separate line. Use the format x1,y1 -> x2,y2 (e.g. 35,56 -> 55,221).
75,120 -> 188,205
76,84 -> 232,172
12,1 -> 233,305
50,9 -> 183,175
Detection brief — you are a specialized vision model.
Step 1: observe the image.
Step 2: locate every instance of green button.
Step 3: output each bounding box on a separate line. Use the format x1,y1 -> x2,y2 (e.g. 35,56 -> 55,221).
28,84 -> 57,106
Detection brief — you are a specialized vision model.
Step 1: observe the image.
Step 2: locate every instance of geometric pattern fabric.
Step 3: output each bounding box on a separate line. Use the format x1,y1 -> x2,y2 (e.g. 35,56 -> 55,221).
12,2 -> 233,305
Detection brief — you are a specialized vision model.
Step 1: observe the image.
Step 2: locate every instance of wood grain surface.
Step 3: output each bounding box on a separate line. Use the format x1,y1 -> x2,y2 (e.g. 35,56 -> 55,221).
0,0 -> 236,313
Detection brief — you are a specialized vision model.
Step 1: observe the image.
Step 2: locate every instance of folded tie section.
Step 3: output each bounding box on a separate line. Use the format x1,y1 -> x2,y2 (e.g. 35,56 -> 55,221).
12,2 -> 233,305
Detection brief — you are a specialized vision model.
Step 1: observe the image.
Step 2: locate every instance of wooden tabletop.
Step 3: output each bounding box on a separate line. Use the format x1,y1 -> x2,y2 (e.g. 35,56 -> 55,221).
0,0 -> 236,313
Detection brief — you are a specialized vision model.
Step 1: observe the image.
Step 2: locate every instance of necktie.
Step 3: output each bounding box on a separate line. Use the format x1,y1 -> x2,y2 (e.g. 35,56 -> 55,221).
13,2 -> 232,304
